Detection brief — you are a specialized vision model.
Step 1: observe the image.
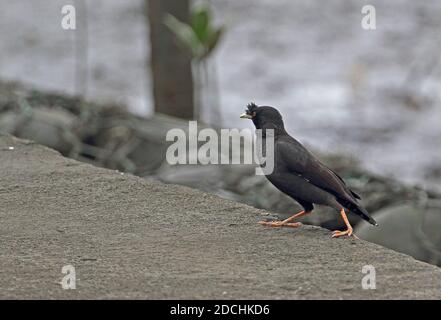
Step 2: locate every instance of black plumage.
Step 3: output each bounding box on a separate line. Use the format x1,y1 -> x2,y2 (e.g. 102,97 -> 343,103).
240,103 -> 377,238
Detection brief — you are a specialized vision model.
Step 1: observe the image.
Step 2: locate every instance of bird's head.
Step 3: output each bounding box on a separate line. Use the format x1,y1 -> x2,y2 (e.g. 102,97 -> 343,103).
240,102 -> 285,131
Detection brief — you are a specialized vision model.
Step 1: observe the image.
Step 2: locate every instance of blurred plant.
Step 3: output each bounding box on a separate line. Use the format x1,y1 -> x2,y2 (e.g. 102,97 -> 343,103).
164,5 -> 224,125
164,5 -> 223,60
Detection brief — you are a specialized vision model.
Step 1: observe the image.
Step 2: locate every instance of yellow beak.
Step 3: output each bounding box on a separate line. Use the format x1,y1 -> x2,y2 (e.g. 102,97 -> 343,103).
240,112 -> 253,119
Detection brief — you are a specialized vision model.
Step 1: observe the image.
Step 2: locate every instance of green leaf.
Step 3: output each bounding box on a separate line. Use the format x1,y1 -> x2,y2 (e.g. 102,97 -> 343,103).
164,14 -> 202,57
191,7 -> 210,43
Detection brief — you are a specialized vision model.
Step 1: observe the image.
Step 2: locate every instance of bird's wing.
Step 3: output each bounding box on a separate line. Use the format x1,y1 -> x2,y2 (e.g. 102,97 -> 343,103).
276,138 -> 377,225
324,165 -> 361,199
277,139 -> 358,204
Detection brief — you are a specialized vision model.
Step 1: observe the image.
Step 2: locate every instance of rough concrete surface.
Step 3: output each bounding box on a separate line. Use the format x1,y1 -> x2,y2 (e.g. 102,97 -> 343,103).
0,135 -> 440,299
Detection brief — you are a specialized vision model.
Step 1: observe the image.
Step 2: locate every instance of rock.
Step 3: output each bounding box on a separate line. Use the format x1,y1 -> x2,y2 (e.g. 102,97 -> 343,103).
0,107 -> 78,154
355,203 -> 441,266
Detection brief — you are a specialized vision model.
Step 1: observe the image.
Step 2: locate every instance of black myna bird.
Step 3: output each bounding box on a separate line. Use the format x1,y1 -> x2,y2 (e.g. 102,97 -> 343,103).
240,103 -> 377,238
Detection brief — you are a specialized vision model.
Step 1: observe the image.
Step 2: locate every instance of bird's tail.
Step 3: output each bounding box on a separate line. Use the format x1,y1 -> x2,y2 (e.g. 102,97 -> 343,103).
337,197 -> 378,226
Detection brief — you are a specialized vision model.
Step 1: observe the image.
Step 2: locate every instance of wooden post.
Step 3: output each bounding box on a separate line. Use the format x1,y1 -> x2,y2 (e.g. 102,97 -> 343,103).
147,0 -> 194,119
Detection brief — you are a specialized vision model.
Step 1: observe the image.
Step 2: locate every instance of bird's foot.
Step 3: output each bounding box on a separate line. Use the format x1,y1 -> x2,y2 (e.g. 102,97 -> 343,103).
331,228 -> 359,239
258,220 -> 302,228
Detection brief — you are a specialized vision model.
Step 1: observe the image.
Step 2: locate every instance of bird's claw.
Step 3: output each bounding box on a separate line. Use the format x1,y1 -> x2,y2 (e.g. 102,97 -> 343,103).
258,220 -> 302,228
331,228 -> 358,239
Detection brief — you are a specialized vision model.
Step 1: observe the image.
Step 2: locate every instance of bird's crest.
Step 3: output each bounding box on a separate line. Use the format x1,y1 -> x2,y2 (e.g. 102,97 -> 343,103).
246,102 -> 258,113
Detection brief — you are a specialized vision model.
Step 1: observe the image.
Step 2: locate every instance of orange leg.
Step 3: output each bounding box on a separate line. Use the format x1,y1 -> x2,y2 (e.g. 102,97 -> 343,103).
258,210 -> 310,228
332,208 -> 359,239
